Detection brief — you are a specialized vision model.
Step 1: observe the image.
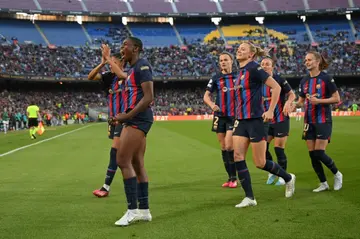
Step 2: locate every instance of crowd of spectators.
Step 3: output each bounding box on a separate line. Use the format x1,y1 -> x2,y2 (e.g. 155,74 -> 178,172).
1,29 -> 359,78
1,24 -> 360,132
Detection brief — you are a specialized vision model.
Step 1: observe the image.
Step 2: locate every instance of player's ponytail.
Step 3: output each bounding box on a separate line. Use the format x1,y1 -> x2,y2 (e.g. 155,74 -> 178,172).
307,51 -> 329,71
319,54 -> 329,71
246,42 -> 270,59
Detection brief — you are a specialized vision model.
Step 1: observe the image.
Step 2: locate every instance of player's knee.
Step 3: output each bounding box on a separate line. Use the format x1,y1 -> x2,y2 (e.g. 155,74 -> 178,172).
117,159 -> 131,170
233,151 -> 244,161
255,160 -> 266,169
224,144 -> 233,151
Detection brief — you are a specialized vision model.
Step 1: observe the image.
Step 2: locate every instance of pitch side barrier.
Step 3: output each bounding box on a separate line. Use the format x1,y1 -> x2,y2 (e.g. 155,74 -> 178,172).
153,111 -> 360,121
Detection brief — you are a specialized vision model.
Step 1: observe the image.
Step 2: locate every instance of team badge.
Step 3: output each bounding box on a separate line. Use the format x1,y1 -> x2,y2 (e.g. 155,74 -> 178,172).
240,74 -> 245,80
222,87 -> 228,92
108,89 -> 114,94
316,84 -> 321,89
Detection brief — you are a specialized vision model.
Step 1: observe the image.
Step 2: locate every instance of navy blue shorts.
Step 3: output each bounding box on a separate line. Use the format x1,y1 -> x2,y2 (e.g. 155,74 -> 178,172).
268,120 -> 290,138
263,122 -> 270,138
302,123 -> 332,142
233,118 -> 266,143
124,119 -> 153,136
108,123 -> 123,139
211,116 -> 234,133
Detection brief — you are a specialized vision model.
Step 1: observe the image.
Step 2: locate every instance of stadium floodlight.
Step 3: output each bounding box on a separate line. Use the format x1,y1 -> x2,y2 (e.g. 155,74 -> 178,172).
122,17 -> 128,26
76,16 -> 82,25
300,15 -> 306,22
345,11 -> 352,21
255,17 -> 264,25
168,17 -> 174,26
211,17 -> 221,26
16,12 -> 28,16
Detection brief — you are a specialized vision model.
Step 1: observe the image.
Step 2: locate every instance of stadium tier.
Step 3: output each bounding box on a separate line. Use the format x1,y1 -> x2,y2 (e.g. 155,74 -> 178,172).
0,0 -> 357,12
0,16 -> 359,77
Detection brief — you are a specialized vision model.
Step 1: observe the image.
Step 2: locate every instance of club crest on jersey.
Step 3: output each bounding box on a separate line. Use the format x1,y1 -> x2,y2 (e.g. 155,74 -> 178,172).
240,74 -> 245,81
222,87 -> 228,92
108,89 -> 114,94
316,84 -> 321,89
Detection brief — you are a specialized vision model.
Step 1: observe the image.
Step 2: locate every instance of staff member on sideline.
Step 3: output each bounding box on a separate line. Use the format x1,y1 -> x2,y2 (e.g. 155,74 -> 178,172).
26,101 -> 41,140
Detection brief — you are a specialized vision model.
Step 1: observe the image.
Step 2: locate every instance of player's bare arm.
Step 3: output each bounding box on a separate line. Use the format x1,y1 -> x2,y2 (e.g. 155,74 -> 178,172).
309,91 -> 340,105
88,55 -> 107,81
283,90 -> 296,116
102,44 -> 127,79
203,90 -> 220,112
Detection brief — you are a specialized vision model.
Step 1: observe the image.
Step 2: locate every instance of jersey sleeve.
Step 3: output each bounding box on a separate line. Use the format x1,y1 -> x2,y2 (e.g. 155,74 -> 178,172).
298,78 -> 306,98
136,60 -> 153,84
278,76 -> 292,94
206,76 -> 217,93
252,66 -> 270,83
326,76 -> 338,95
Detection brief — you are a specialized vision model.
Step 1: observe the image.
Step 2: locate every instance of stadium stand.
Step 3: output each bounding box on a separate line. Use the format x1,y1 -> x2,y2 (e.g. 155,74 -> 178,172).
0,0 -> 356,12
0,0 -> 360,132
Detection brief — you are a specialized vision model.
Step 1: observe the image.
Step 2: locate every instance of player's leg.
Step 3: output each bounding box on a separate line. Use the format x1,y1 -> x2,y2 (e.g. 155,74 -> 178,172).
273,120 -> 290,186
217,132 -> 232,187
132,137 -> 152,222
224,126 -> 237,188
249,119 -> 295,198
314,123 -> 342,191
93,124 -> 121,197
233,135 -> 256,208
232,119 -> 257,208
304,123 -> 328,192
114,126 -> 142,226
265,123 -> 276,184
213,117 -> 232,187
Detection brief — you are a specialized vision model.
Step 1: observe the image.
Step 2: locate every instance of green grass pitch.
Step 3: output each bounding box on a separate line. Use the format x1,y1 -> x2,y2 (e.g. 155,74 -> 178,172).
0,117 -> 359,239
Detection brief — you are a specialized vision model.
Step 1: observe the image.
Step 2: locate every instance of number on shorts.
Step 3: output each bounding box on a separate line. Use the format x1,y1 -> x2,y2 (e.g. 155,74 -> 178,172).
303,123 -> 309,132
233,120 -> 239,132
213,116 -> 219,128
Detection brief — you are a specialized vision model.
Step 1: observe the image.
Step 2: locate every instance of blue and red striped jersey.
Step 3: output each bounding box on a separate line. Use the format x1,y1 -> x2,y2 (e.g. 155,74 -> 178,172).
234,61 -> 269,120
206,72 -> 238,117
299,72 -> 337,124
262,73 -> 292,124
124,58 -> 153,122
101,72 -> 126,117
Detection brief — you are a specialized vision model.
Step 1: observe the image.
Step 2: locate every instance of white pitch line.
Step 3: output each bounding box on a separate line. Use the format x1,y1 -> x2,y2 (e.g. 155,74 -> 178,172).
0,125 -> 93,158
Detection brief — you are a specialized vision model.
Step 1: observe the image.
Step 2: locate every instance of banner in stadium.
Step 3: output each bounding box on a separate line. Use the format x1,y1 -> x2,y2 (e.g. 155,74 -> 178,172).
153,111 -> 360,121
0,7 -> 359,17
